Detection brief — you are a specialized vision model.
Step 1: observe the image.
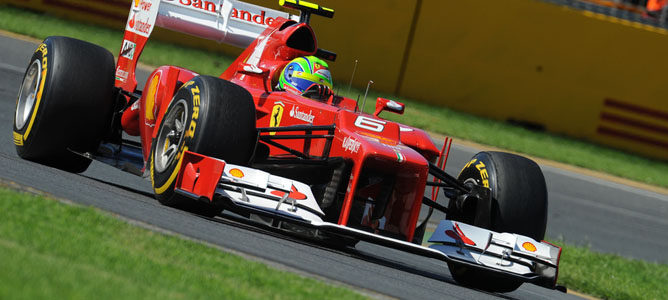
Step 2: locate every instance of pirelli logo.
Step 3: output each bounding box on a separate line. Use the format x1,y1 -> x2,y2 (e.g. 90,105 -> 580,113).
597,98 -> 668,150
13,131 -> 23,146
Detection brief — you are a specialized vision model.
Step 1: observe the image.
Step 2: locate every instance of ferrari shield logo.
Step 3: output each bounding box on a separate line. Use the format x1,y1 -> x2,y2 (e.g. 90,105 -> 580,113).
270,103 -> 284,135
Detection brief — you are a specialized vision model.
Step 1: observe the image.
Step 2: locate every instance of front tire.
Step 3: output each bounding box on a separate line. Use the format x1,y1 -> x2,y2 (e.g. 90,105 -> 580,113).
149,75 -> 256,216
447,151 -> 548,293
13,36 -> 116,173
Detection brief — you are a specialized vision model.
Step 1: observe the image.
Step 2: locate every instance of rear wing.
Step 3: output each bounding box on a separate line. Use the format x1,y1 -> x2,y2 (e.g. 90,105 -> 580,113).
156,0 -> 293,48
116,0 -> 326,92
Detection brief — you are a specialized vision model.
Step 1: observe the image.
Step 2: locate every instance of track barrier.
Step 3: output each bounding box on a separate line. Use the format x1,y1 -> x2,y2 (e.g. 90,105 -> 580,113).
3,0 -> 667,160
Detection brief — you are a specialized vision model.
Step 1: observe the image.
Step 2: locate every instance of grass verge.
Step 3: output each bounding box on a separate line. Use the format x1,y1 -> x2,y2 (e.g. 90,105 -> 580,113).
5,183 -> 666,300
0,186 -> 366,299
556,241 -> 668,300
1,5 -> 668,190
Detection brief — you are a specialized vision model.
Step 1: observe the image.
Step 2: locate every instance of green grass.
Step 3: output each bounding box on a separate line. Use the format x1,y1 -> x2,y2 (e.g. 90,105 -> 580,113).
557,242 -> 668,300
1,5 -> 668,189
6,186 -> 667,300
0,186 -> 366,299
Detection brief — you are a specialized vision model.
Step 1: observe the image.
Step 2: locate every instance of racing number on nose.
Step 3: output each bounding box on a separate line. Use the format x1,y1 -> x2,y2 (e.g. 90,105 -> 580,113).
355,116 -> 386,132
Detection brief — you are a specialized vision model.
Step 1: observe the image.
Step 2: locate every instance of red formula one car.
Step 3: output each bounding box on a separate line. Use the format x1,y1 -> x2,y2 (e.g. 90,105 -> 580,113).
12,0 -> 561,293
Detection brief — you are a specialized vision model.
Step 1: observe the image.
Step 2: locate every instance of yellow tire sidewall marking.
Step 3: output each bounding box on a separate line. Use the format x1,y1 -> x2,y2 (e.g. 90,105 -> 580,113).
458,157 -> 490,188
13,131 -> 23,146
153,145 -> 188,195
21,43 -> 49,143
152,80 -> 201,195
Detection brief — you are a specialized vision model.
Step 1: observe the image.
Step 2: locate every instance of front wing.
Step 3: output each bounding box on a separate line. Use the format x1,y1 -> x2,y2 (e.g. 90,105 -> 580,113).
174,151 -> 561,290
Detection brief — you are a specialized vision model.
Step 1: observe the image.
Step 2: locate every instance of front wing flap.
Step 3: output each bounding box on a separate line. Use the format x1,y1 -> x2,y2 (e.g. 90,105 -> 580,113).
429,221 -> 561,289
174,151 -> 561,290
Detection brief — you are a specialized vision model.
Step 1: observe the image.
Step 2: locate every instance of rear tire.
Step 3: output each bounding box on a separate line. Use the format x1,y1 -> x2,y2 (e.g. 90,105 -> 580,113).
149,75 -> 256,217
13,36 -> 116,173
447,151 -> 548,293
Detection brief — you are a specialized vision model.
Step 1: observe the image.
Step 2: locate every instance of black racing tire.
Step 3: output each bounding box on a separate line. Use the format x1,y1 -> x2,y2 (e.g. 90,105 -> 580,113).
150,75 -> 256,217
447,151 -> 548,293
13,36 -> 116,173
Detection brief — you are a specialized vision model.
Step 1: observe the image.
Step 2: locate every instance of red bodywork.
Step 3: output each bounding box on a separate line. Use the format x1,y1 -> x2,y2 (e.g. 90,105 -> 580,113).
119,17 -> 440,242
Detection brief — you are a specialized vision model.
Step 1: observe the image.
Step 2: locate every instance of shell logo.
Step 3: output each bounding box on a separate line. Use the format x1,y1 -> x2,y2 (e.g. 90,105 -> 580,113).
134,0 -> 141,7
522,242 -> 537,252
229,168 -> 244,178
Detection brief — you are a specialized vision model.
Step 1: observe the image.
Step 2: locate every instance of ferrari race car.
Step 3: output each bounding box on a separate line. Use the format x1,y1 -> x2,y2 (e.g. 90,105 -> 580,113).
12,0 -> 562,293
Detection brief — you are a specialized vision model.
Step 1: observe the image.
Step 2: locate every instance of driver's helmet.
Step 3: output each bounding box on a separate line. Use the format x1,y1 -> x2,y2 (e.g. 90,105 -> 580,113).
278,56 -> 333,95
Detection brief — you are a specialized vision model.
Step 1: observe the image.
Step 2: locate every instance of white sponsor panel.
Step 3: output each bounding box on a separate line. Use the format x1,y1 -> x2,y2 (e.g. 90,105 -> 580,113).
156,0 -> 293,48
126,0 -> 161,37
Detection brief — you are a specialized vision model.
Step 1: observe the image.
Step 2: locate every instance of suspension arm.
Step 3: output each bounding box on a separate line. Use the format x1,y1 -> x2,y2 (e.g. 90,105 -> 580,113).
428,162 -> 470,194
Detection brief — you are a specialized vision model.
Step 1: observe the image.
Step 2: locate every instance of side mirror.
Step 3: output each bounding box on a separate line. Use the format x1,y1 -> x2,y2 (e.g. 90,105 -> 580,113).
373,97 -> 405,117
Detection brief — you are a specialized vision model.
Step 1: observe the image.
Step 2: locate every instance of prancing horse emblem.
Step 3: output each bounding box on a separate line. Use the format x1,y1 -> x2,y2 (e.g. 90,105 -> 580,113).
270,102 -> 284,135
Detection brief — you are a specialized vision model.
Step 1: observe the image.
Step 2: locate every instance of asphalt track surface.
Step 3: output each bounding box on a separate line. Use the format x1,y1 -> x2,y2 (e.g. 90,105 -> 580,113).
1,33 -> 666,299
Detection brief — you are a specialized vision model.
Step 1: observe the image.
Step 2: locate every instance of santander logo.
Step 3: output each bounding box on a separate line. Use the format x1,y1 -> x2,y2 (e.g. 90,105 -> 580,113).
174,0 -> 277,26
289,106 -> 315,124
231,9 -> 277,26
175,0 -> 218,12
